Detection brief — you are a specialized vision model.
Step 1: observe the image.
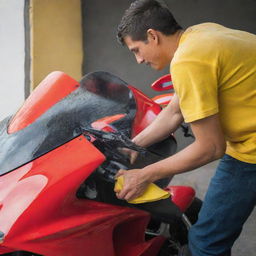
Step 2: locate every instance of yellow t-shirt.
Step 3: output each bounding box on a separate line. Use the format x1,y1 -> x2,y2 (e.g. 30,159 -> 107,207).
171,23 -> 256,163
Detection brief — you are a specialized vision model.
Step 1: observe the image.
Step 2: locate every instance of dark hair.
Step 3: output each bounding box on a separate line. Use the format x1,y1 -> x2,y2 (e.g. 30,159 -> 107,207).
117,0 -> 182,45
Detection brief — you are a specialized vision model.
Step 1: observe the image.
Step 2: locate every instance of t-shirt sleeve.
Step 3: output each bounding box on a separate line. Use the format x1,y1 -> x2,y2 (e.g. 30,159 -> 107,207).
171,60 -> 219,123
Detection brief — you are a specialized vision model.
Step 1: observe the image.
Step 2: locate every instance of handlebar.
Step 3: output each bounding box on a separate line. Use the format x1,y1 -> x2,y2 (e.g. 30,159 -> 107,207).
82,127 -> 147,153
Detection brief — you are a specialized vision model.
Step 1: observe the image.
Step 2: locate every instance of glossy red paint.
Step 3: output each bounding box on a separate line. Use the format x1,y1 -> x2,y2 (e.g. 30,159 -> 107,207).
152,93 -> 174,107
128,85 -> 162,137
166,186 -> 196,213
8,72 -> 79,134
151,74 -> 173,91
91,114 -> 126,132
0,136 -> 165,255
0,72 -> 199,255
0,246 -> 13,254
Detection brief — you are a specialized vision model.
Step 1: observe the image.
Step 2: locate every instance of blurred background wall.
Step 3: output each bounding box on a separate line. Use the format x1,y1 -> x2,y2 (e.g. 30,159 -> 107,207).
0,0 -> 25,120
82,0 -> 256,97
1,0 -> 255,119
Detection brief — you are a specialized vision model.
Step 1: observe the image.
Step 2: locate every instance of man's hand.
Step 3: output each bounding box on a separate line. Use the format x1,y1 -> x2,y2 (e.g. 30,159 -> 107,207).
115,168 -> 150,201
118,148 -> 139,164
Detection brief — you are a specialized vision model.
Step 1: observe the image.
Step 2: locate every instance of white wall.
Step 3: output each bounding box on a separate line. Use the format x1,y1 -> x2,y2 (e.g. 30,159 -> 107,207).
0,0 -> 25,121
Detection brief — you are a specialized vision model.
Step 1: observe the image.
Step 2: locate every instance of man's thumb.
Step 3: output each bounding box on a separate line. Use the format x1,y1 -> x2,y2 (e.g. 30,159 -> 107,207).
115,169 -> 126,178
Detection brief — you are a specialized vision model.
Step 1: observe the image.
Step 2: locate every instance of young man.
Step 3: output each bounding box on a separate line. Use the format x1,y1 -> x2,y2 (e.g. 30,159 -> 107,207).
116,0 -> 256,255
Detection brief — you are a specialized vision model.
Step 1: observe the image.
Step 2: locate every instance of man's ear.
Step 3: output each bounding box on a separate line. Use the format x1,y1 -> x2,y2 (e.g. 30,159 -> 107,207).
147,29 -> 159,44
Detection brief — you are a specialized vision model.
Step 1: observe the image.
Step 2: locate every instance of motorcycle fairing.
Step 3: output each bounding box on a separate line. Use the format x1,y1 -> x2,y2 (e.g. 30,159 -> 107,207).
8,71 -> 80,134
152,93 -> 174,107
91,114 -> 126,132
0,136 -> 165,255
151,74 -> 173,91
128,86 -> 162,137
0,71 -> 193,255
166,186 -> 196,212
0,72 -> 136,176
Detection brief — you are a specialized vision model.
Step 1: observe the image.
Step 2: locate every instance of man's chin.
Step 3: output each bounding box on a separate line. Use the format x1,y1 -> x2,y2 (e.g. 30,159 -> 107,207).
151,65 -> 165,71
154,63 -> 170,71
149,63 -> 159,70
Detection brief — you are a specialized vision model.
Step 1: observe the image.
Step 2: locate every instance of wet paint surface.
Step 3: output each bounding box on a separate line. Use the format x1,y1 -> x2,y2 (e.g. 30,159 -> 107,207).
0,72 -> 136,175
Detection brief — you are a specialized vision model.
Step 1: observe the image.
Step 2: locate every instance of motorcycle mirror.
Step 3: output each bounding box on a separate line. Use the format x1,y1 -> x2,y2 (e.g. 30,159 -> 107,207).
151,74 -> 173,91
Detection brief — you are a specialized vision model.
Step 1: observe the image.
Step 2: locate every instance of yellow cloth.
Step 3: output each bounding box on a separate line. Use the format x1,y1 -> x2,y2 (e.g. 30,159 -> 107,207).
171,23 -> 256,163
114,176 -> 170,204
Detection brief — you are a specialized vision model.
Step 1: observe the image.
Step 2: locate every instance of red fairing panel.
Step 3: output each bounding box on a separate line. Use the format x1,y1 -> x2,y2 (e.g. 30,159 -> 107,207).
128,85 -> 162,138
0,136 -> 165,255
152,93 -> 174,107
0,246 -> 13,254
166,186 -> 195,213
151,74 -> 173,92
8,71 -> 79,134
91,114 -> 126,132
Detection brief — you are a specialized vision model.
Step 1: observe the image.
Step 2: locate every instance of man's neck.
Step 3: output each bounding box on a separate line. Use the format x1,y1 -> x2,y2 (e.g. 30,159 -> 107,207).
163,30 -> 184,61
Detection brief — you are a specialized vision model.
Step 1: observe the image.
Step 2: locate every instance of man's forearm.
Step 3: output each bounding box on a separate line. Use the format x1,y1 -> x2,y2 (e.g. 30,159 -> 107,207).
141,113 -> 226,182
143,138 -> 224,182
133,95 -> 183,147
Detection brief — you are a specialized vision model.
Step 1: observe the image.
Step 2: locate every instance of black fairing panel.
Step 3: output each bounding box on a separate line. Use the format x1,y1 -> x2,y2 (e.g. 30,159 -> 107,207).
0,72 -> 136,175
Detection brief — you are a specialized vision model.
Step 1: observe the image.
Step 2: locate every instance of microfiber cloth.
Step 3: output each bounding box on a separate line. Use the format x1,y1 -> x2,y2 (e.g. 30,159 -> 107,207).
115,176 -> 171,204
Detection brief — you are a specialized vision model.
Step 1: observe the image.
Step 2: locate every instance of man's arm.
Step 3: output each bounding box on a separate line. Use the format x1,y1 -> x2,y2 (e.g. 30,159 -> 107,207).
132,93 -> 183,147
116,114 -> 226,201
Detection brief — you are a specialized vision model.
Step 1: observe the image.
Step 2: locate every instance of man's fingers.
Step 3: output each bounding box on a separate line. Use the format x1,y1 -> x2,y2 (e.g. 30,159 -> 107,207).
116,187 -> 129,199
124,192 -> 134,201
115,169 -> 126,178
118,147 -> 130,154
130,151 -> 139,164
115,168 -> 148,202
124,191 -> 139,201
116,183 -> 142,201
115,175 -> 132,199
117,147 -> 139,164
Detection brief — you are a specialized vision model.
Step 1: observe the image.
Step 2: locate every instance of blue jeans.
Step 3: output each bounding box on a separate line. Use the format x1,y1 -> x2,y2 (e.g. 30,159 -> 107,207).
189,154 -> 256,256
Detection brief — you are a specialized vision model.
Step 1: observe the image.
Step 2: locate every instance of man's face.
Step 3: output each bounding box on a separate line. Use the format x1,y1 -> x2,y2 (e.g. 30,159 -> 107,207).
124,35 -> 168,70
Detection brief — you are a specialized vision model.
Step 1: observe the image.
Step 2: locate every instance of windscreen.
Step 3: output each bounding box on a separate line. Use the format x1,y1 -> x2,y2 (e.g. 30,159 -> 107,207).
0,72 -> 136,175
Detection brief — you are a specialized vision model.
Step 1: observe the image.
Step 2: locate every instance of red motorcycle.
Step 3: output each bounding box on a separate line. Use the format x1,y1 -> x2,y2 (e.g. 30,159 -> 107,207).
0,71 -> 201,256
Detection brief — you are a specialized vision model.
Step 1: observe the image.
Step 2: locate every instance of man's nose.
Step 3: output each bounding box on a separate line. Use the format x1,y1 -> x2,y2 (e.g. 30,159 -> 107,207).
136,55 -> 144,64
